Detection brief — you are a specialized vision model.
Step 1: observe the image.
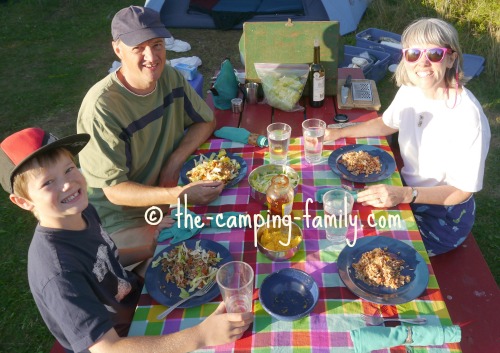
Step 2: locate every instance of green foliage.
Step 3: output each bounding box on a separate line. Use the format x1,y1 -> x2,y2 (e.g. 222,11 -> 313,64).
0,0 -> 498,352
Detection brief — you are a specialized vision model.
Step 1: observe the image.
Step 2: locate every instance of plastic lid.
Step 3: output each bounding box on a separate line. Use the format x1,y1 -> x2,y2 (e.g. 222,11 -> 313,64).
257,135 -> 268,147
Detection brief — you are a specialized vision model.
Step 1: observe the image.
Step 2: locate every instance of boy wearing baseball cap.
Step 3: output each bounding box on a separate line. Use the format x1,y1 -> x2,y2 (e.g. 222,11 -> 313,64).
1,127 -> 252,352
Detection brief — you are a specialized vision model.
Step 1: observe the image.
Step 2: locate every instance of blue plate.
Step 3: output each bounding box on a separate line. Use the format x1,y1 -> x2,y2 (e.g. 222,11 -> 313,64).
259,268 -> 319,321
328,144 -> 396,183
145,239 -> 232,308
338,236 -> 429,305
180,152 -> 247,188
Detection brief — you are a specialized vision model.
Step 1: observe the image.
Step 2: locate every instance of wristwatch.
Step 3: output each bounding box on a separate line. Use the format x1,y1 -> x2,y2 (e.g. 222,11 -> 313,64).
410,187 -> 418,203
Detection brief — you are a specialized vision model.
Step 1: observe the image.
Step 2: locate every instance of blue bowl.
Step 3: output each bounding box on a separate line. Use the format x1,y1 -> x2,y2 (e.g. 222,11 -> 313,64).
259,268 -> 319,321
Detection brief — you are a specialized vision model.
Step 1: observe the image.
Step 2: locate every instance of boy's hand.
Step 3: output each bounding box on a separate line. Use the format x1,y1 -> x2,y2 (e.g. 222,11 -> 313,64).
156,215 -> 175,232
197,302 -> 254,346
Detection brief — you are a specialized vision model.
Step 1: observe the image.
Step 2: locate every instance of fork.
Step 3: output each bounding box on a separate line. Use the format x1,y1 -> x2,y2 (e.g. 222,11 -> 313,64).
361,314 -> 427,326
157,280 -> 216,320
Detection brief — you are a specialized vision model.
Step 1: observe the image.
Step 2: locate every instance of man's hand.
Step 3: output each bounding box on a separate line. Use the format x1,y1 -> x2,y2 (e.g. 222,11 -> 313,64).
179,181 -> 224,205
158,161 -> 182,187
159,120 -> 217,188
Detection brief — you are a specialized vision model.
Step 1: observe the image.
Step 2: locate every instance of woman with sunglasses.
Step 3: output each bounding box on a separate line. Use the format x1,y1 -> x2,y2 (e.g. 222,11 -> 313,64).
325,18 -> 490,256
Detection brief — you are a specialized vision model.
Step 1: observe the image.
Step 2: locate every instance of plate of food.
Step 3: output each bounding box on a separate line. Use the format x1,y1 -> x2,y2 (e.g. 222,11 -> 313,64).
145,239 -> 232,308
180,149 -> 247,188
327,144 -> 396,183
337,236 -> 429,304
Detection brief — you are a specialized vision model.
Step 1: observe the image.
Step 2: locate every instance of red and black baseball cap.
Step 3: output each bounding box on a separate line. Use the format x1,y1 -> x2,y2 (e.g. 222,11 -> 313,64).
0,128 -> 90,194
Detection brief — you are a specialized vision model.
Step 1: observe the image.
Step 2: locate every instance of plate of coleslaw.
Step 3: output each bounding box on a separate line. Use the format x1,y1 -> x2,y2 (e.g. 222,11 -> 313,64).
146,239 -> 232,308
180,149 -> 247,188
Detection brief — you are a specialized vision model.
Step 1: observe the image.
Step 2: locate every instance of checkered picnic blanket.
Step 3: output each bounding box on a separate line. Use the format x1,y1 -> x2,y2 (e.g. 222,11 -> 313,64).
128,137 -> 461,353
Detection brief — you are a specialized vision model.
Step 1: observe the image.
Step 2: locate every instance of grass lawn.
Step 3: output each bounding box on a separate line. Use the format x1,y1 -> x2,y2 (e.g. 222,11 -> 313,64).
0,0 -> 498,352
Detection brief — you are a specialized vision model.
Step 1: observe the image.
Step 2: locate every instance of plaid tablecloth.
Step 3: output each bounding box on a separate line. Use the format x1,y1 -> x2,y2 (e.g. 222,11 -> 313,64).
128,137 -> 461,353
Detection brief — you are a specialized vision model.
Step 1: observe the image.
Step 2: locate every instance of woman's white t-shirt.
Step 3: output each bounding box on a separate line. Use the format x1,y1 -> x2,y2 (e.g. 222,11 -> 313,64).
382,85 -> 490,192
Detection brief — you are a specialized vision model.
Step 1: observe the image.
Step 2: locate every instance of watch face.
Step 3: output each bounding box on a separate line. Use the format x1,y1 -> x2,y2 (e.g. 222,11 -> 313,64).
334,114 -> 349,123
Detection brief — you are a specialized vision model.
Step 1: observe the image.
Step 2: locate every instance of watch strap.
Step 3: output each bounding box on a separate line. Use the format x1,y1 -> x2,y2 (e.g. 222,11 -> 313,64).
410,187 -> 418,203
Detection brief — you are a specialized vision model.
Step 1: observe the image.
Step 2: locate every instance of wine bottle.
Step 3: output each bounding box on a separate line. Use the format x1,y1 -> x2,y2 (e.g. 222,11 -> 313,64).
309,39 -> 325,107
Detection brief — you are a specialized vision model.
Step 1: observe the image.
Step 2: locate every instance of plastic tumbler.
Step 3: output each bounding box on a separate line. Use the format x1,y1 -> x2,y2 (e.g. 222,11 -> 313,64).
216,261 -> 254,313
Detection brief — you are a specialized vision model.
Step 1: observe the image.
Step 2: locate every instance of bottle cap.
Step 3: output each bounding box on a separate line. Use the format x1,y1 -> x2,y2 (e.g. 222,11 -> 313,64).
334,114 -> 349,123
257,135 -> 268,147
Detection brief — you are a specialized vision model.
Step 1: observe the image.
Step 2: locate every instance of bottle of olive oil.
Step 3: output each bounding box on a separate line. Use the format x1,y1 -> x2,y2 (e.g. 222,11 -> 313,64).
309,39 -> 325,107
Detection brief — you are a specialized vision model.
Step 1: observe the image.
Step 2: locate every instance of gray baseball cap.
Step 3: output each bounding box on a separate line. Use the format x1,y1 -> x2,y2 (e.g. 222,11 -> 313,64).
111,6 -> 171,46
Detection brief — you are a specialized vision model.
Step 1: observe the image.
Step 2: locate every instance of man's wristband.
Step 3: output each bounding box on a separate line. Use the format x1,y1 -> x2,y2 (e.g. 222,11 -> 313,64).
410,187 -> 418,204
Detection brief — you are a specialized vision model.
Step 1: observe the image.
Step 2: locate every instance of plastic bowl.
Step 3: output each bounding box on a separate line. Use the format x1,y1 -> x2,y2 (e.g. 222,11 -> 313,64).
257,222 -> 303,261
248,164 -> 300,205
259,268 -> 319,321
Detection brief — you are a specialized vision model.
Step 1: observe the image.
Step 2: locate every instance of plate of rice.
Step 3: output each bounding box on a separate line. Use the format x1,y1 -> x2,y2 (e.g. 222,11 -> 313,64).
328,144 -> 396,183
337,236 -> 429,304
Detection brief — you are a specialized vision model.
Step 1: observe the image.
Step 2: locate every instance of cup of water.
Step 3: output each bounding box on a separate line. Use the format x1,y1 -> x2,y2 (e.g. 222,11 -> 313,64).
267,123 -> 291,165
216,261 -> 254,313
302,119 -> 326,164
322,189 -> 354,245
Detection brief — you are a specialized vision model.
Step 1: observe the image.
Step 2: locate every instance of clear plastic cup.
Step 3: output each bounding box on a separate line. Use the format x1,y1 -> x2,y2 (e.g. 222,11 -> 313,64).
267,122 -> 291,165
322,189 -> 354,245
302,119 -> 326,164
216,261 -> 254,313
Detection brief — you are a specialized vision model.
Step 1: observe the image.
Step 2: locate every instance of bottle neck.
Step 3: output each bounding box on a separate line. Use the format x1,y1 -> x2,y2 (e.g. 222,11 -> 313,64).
271,175 -> 290,189
313,45 -> 321,64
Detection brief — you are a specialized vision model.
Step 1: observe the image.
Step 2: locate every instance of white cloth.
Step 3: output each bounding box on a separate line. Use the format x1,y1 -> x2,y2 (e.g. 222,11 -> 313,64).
169,56 -> 202,68
165,37 -> 191,52
382,85 -> 490,192
108,61 -> 122,73
144,0 -> 164,12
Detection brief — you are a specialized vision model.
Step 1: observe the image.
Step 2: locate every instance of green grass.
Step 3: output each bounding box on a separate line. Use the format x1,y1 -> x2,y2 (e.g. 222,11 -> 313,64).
0,0 -> 498,352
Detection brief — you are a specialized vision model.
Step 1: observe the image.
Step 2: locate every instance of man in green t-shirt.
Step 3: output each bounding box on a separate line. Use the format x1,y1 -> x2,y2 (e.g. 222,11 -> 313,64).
77,6 -> 224,273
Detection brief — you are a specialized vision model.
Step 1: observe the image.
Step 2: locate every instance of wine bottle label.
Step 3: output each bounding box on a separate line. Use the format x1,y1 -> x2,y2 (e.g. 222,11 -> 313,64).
312,74 -> 325,101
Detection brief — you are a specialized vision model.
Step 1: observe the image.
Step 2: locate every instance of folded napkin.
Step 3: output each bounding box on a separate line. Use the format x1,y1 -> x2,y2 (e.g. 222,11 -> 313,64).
158,207 -> 245,244
214,127 -> 268,147
350,325 -> 461,353
315,187 -> 358,203
158,206 -> 200,244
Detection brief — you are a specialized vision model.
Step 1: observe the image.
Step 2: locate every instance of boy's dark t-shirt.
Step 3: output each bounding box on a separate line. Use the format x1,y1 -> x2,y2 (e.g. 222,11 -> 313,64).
27,205 -> 142,353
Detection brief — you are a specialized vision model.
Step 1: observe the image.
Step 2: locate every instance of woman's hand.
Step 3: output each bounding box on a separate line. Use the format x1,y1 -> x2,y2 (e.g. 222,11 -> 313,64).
357,184 -> 409,208
324,127 -> 343,143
